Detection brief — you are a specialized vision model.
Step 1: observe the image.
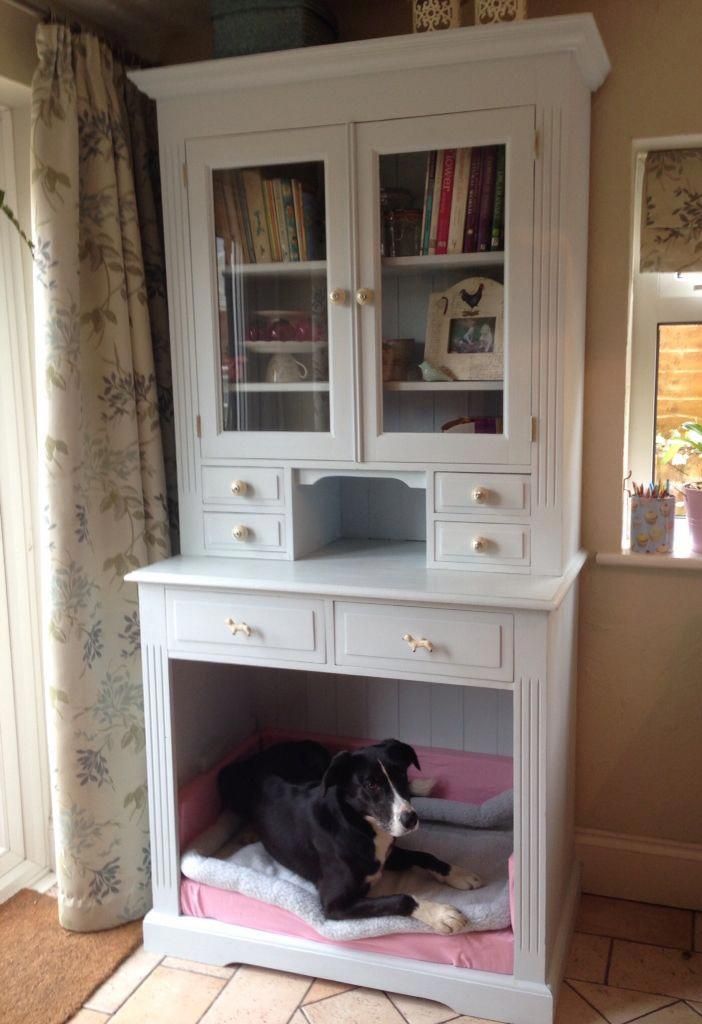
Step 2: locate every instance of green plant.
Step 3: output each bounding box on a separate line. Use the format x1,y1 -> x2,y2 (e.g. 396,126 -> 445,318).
0,188 -> 34,255
660,421 -> 702,489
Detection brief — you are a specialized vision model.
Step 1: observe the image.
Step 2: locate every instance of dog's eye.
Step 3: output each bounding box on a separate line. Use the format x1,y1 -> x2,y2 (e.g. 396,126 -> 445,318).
365,779 -> 380,793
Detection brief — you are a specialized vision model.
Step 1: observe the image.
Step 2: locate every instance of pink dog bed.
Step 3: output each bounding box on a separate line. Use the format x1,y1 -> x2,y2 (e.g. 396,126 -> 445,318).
178,730 -> 515,974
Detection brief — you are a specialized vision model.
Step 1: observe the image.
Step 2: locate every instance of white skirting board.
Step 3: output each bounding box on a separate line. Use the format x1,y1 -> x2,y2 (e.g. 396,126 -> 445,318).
576,829 -> 702,911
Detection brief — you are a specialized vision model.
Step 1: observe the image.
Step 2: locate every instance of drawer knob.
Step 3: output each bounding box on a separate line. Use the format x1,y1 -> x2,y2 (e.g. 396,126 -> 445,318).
472,486 -> 489,504
355,287 -> 374,306
402,633 -> 433,654
224,617 -> 252,637
329,288 -> 347,305
472,536 -> 488,553
230,479 -> 248,496
232,524 -> 250,541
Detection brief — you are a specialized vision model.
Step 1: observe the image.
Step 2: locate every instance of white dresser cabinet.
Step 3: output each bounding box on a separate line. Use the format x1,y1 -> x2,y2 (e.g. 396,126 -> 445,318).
128,17 -> 608,1023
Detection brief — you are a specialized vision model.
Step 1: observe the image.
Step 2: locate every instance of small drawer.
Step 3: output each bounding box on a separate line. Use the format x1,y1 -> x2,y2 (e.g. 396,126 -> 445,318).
167,590 -> 325,663
334,601 -> 513,682
203,512 -> 285,554
435,472 -> 530,515
202,466 -> 284,507
434,521 -> 530,566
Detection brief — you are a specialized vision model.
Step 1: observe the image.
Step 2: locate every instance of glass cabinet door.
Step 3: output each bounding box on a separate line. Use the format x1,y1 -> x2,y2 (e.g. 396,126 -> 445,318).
356,108 -> 535,465
187,125 -> 354,461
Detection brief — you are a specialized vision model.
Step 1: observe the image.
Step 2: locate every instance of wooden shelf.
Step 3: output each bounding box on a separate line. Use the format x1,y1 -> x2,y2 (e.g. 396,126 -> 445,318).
245,341 -> 327,354
382,252 -> 504,273
226,381 -> 330,392
384,380 -> 504,392
224,260 -> 327,276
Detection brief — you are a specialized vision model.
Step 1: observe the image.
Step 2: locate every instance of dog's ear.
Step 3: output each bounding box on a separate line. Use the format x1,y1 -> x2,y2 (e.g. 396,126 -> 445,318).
322,750 -> 352,794
378,739 -> 421,772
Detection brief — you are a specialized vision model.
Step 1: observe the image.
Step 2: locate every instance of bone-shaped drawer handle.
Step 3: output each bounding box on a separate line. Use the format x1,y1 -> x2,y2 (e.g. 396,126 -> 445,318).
402,633 -> 433,654
225,617 -> 252,637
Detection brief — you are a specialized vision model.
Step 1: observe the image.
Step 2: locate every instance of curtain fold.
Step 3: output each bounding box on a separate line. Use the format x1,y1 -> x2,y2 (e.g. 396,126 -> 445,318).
32,24 -> 174,931
640,148 -> 702,273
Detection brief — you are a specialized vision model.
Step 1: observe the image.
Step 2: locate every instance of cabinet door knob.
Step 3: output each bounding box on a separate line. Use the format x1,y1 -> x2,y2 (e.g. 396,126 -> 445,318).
329,288 -> 347,305
224,617 -> 252,637
472,486 -> 489,504
355,287 -> 374,306
232,524 -> 250,541
402,632 -> 433,654
230,479 -> 248,496
472,536 -> 488,553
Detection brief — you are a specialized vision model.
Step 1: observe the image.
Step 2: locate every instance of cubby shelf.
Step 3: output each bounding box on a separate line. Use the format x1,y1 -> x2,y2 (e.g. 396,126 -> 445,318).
384,380 -> 504,392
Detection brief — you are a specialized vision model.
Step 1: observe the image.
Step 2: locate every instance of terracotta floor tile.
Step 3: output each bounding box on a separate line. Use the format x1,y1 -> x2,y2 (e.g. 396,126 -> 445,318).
632,1004 -> 702,1023
303,979 -> 355,1004
84,946 -> 163,1014
290,1013 -> 308,1024
608,941 -> 702,1002
387,991 -> 459,1023
566,933 -> 612,984
577,895 -> 693,950
569,979 -> 675,1023
201,965 -> 311,1023
67,1012 -> 110,1024
108,965 -> 224,1024
686,1001 -> 702,1016
556,984 -> 607,1023
161,955 -> 235,978
303,986 -> 406,1024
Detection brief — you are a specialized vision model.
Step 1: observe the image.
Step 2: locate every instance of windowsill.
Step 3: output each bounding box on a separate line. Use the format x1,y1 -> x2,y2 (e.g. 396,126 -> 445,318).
596,518 -> 702,570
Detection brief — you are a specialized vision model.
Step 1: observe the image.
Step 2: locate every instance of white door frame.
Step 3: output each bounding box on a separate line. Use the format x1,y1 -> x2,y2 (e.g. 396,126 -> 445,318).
0,103 -> 52,900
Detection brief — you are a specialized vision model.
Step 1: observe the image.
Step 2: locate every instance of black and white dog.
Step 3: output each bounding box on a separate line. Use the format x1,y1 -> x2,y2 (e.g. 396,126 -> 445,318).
217,738 -> 482,934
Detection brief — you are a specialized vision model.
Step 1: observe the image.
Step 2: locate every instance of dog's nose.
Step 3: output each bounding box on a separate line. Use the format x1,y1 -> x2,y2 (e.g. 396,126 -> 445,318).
400,809 -> 418,831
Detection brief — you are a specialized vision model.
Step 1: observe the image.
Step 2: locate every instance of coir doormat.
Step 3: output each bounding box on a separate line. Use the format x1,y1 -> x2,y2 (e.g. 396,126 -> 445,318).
0,889 -> 142,1024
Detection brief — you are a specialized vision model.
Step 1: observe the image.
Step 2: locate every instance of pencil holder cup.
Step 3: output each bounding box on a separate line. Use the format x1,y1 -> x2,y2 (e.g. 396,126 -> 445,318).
629,495 -> 675,554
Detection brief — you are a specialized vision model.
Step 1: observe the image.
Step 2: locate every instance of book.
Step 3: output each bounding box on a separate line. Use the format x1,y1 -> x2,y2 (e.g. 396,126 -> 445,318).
221,172 -> 248,262
234,171 -> 256,262
490,145 -> 506,251
428,149 -> 445,255
447,147 -> 471,255
420,150 -> 437,256
462,147 -> 484,253
292,179 -> 307,261
280,178 -> 300,261
241,168 -> 272,263
272,179 -> 291,261
263,179 -> 282,262
435,148 -> 457,255
476,145 -> 498,252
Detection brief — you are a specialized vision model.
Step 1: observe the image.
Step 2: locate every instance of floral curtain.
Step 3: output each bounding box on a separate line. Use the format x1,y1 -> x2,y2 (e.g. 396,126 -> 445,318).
32,24 -> 175,931
640,148 -> 702,273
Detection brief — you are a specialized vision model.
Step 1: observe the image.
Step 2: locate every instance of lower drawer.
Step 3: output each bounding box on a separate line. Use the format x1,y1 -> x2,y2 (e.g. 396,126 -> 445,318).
334,601 -> 513,682
203,512 -> 286,555
434,521 -> 530,567
166,590 -> 326,663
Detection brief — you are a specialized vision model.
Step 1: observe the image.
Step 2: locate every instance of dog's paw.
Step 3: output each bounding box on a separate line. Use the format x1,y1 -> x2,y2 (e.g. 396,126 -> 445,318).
443,865 -> 483,891
412,899 -> 468,934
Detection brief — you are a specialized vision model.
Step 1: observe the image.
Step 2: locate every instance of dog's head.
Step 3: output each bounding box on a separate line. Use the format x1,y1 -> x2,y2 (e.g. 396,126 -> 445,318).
321,739 -> 420,837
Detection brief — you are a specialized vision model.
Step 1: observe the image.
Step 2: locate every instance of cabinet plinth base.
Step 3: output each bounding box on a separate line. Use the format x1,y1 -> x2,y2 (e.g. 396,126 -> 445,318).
142,910 -> 556,1024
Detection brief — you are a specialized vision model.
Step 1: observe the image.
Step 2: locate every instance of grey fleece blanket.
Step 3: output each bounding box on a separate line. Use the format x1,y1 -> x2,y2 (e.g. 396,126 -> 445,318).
181,789 -> 514,939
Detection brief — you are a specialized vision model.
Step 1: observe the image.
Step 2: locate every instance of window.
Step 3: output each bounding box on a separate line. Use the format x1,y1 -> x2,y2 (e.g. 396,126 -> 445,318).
626,140 -> 702,553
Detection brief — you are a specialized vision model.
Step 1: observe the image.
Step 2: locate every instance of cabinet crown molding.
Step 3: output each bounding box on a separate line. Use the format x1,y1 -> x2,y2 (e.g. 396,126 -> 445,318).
129,14 -> 609,100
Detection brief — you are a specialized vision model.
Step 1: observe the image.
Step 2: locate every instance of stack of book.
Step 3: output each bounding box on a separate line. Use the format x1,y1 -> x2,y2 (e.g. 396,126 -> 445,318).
417,145 -> 506,256
213,169 -> 324,264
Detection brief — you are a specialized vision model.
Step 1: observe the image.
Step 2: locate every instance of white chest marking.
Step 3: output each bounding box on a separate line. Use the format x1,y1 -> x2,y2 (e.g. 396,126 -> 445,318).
364,819 -> 394,887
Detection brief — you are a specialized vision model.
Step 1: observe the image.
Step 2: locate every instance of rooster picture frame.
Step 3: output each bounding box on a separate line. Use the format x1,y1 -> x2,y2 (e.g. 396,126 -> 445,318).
423,277 -> 504,380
